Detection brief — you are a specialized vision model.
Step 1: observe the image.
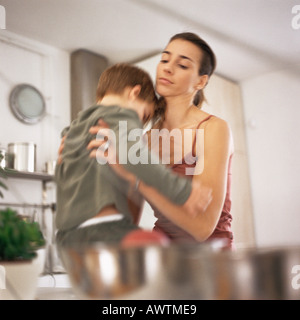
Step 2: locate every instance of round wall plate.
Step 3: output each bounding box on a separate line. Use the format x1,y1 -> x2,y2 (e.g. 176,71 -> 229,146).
9,84 -> 46,124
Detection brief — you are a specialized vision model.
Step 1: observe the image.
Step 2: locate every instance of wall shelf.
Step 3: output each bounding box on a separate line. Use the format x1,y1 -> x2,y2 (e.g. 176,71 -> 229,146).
3,168 -> 54,182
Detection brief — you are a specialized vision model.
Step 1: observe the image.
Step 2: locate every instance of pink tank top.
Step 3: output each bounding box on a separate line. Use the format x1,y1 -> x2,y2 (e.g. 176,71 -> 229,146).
152,115 -> 234,249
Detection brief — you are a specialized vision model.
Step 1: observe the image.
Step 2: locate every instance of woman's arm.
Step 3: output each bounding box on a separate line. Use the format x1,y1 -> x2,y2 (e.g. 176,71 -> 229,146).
91,116 -> 232,241
139,117 -> 233,241
57,135 -> 66,165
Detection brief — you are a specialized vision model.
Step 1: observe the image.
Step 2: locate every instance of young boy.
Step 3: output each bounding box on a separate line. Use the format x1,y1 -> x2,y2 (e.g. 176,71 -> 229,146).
55,63 -> 209,246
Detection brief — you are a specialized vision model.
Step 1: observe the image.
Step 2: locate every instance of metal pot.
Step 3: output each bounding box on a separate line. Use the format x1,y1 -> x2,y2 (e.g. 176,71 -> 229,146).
45,160 -> 56,175
0,148 -> 7,168
59,243 -> 300,300
7,142 -> 36,172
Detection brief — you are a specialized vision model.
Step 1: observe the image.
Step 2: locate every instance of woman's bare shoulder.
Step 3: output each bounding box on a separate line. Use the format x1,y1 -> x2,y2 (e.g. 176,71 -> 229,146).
205,115 -> 234,153
207,114 -> 229,129
193,109 -> 229,131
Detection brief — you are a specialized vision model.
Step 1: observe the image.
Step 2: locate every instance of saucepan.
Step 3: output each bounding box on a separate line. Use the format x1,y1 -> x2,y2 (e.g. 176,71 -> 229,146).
59,242 -> 300,300
0,148 -> 7,168
7,142 -> 36,172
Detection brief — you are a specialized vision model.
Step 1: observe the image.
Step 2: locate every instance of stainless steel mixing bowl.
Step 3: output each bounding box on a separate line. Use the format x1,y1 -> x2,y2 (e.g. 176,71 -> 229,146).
59,243 -> 300,300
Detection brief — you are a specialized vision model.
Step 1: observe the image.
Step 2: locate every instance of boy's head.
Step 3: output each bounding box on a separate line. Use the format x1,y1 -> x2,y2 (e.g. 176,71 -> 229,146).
96,63 -> 157,123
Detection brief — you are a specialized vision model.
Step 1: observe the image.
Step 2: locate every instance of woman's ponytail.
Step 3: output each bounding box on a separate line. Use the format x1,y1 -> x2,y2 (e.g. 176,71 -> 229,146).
193,90 -> 206,108
153,96 -> 167,128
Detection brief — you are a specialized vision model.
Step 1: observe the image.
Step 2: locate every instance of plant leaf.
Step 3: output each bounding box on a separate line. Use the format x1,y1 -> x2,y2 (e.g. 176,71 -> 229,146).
0,180 -> 8,189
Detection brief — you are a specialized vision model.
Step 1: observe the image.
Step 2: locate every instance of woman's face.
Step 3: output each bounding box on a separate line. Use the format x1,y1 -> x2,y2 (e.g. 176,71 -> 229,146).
155,39 -> 203,101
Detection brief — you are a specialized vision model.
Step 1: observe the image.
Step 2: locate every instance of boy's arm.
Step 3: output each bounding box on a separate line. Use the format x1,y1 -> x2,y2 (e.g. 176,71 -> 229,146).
90,136 -> 212,219
98,110 -> 192,206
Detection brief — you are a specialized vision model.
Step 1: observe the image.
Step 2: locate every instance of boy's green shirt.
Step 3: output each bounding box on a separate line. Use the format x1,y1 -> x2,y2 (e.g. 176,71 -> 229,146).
55,105 -> 192,231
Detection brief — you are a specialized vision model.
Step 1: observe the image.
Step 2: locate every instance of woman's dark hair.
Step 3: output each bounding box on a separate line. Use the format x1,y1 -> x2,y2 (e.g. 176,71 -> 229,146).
171,33 -> 216,77
154,32 -> 216,127
170,32 -> 216,107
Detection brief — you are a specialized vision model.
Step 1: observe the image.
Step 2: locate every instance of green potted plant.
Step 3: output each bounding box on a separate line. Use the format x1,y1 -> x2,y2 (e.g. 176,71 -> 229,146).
0,154 -> 45,259
0,208 -> 46,300
0,207 -> 45,261
0,155 -> 46,299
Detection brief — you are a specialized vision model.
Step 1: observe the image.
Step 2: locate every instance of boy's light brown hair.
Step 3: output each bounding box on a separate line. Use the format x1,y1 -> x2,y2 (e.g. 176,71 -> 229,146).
96,63 -> 157,106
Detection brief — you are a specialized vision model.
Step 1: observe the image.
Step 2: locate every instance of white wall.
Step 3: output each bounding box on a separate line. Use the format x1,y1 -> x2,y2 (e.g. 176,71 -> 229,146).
241,67 -> 300,247
0,30 -> 70,174
0,31 -> 70,269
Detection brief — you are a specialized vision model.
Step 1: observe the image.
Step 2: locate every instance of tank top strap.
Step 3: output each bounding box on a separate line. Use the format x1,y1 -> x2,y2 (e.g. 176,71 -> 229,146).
192,115 -> 214,155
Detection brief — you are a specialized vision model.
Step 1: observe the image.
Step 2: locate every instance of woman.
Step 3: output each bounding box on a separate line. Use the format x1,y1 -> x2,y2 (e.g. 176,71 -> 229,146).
89,32 -> 234,249
55,63 -> 212,246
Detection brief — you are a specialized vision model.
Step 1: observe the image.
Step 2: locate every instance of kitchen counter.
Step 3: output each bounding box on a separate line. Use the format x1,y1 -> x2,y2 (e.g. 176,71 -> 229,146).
36,274 -> 77,300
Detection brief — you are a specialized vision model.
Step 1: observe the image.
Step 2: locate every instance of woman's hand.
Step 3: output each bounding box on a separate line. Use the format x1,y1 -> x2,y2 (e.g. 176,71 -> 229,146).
57,135 -> 66,165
